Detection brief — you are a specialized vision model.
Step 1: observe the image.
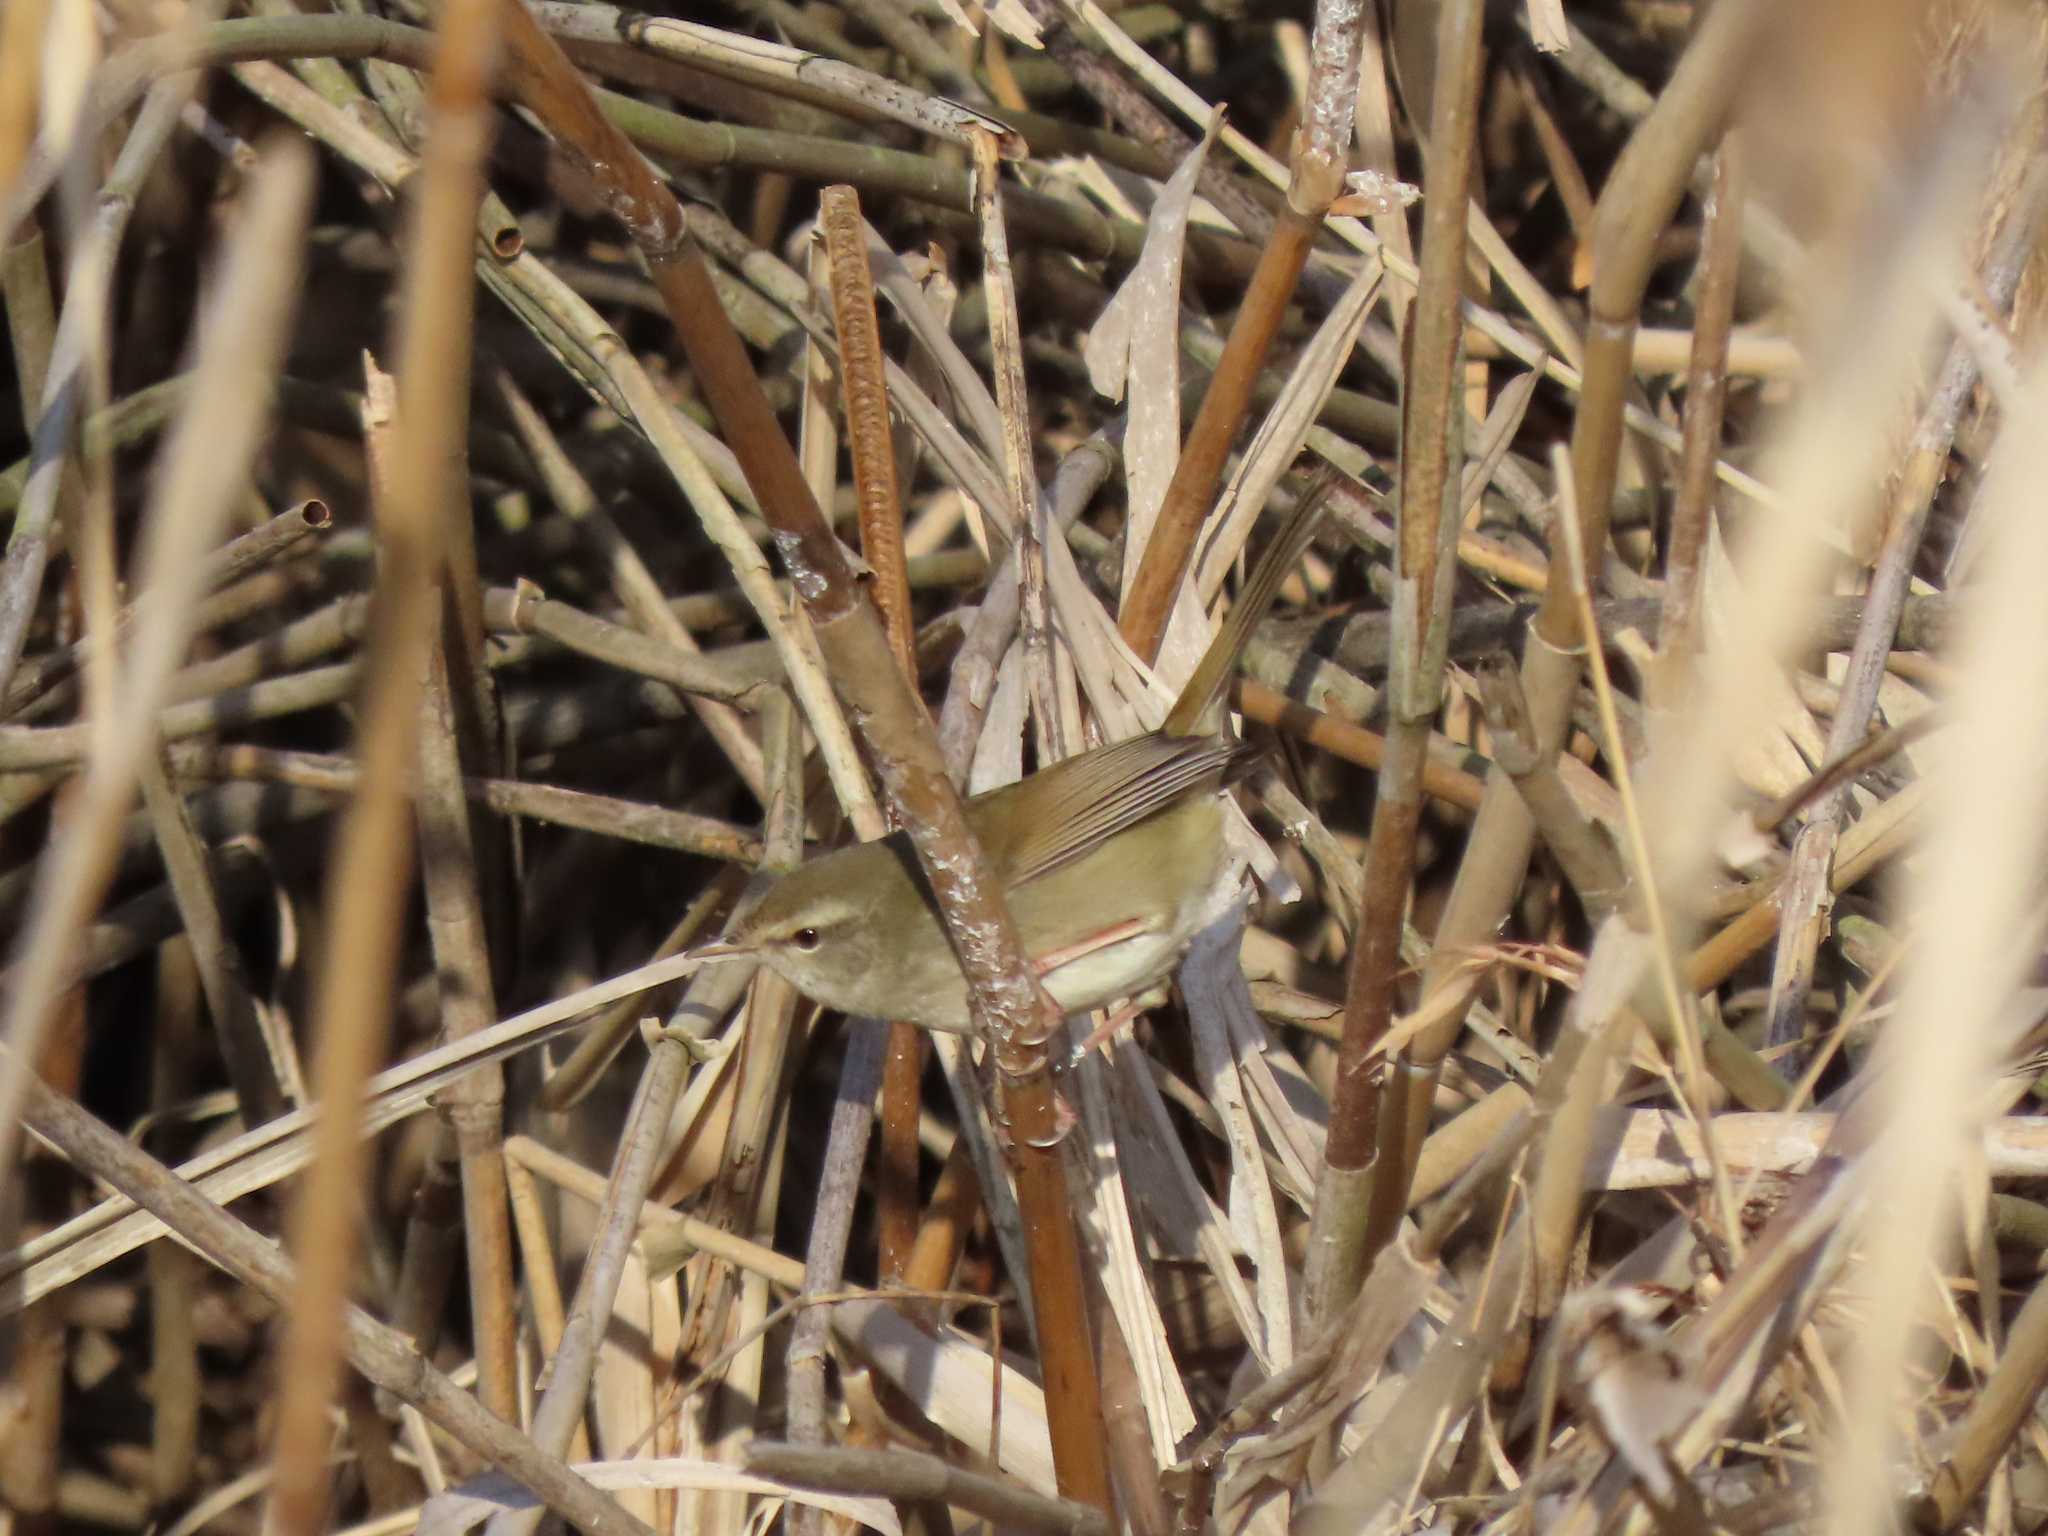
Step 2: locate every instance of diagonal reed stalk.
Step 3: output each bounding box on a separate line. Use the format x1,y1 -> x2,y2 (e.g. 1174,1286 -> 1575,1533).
1113,0 -> 1366,666
15,1071 -> 650,1536
487,4 -> 1115,1510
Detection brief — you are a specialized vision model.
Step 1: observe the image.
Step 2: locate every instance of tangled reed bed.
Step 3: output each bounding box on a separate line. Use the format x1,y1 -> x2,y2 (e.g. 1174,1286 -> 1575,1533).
3,2 -> 2048,1534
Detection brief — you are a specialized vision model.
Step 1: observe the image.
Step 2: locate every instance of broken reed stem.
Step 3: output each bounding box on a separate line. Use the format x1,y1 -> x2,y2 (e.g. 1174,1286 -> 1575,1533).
785,1019 -> 887,1510
145,952 -> 205,1511
1115,0 -> 1366,665
489,3 -> 1113,1509
264,0 -> 497,1517
1469,654 -> 1626,913
817,183 -> 923,1281
1382,0 -> 1774,1222
972,128 -> 1065,760
1305,0 -> 1484,1326
707,692 -> 805,1536
502,1156 -> 593,1463
14,1073 -> 650,1536
341,122 -> 520,1414
362,338 -> 513,1435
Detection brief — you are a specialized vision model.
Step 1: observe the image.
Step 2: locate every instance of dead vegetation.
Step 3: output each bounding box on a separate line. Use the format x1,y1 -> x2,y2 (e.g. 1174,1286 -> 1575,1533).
3,1 -> 2048,1534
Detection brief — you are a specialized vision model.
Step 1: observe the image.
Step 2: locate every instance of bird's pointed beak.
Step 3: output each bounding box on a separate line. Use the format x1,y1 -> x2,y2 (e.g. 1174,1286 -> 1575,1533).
682,938 -> 752,964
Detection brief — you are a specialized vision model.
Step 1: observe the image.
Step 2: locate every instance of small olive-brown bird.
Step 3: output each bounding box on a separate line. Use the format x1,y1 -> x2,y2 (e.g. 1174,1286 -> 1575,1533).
700,478 -> 1333,1032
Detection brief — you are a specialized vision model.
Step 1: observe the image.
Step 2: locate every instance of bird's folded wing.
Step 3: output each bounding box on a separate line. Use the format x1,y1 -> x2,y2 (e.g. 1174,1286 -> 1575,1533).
978,734 -> 1250,887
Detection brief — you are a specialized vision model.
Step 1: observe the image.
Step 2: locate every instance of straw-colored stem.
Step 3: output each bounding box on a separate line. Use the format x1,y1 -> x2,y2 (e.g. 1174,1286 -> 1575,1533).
0,0 -> 46,200
747,1443 -> 1112,1536
697,689 -> 803,1536
415,576 -> 519,1428
170,742 -> 764,861
1470,653 -> 1627,915
487,1035 -> 700,1536
350,326 -> 521,1433
1116,205 -> 1323,667
784,1022 -> 887,1503
266,0 -> 492,1505
1232,678 -> 1487,811
502,1155 -> 592,1463
1759,147 -> 2048,1066
139,947 -> 202,1509
1540,0 -> 1772,653
266,69 -> 485,1536
1526,924 -> 1646,1341
0,139 -> 312,1202
1918,1269 -> 2048,1529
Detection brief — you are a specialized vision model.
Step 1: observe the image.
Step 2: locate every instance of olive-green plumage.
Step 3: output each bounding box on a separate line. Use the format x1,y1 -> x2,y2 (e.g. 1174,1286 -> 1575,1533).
720,478 -> 1332,1031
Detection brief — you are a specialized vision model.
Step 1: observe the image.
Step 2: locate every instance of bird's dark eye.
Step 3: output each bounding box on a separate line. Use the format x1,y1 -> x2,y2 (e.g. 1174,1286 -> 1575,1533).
791,927 -> 822,952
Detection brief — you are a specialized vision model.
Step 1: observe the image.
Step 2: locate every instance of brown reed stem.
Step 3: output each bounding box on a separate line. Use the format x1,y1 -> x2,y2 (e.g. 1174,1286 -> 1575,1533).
1304,0 -> 1485,1325
816,185 -> 924,1283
